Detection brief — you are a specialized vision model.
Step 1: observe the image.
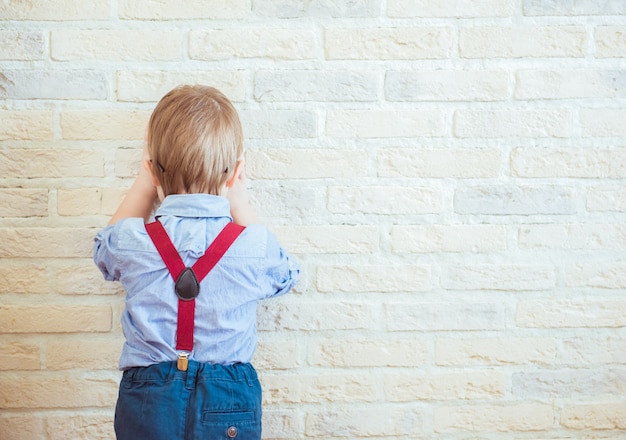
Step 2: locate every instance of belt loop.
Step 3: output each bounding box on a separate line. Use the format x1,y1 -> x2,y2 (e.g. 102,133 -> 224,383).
185,360 -> 197,390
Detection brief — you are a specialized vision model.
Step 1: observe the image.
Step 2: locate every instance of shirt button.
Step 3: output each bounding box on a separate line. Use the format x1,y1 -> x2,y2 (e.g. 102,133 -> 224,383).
227,426 -> 238,438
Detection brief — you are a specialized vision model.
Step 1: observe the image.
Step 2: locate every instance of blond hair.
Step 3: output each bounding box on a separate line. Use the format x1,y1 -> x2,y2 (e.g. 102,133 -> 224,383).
147,85 -> 243,196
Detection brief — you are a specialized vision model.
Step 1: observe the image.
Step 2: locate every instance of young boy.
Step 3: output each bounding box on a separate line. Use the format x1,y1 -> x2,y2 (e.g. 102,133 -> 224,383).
94,85 -> 299,440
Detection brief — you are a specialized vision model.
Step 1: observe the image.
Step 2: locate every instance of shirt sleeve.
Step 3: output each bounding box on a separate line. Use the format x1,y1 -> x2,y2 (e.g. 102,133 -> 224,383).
262,229 -> 300,299
93,224 -> 120,282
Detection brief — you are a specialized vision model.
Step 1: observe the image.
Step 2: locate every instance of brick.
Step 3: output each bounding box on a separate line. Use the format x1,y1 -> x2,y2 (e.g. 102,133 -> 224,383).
580,109 -> 626,137
61,110 -> 149,140
434,403 -> 553,432
561,403 -> 626,430
255,70 -> 378,102
272,225 -> 379,254
0,31 -> 44,60
57,188 -> 102,216
251,187 -> 319,219
436,337 -> 556,366
2,70 -> 108,100
454,185 -> 578,215
0,0 -> 109,20
386,371 -> 506,401
386,302 -> 505,331
386,70 -> 510,101
306,406 -> 424,437
102,187 -> 129,215
240,110 -> 317,139
51,30 -> 181,61
0,305 -> 112,333
56,265 -> 123,295
513,369 -> 626,398
116,70 -> 248,102
189,28 -> 317,61
0,340 -> 42,370
588,186 -> 626,212
559,336 -> 626,365
262,373 -> 376,404
0,188 -> 48,217
0,264 -> 49,294
308,338 -> 427,367
258,301 -> 375,331
255,0 -> 380,17
566,262 -> 626,289
519,223 -> 626,250
328,186 -> 441,214
378,148 -> 502,178
46,337 -> 121,370
263,410 -> 301,439
517,300 -> 626,328
0,111 -> 53,141
442,264 -> 556,291
119,0 -> 246,19
0,374 -> 117,408
596,26 -> 626,58
389,0 -> 516,17
515,70 -> 626,100
454,109 -> 572,138
0,149 -> 103,178
392,225 -> 507,253
0,228 -> 96,258
525,0 -> 626,15
114,148 -> 142,178
512,147 -> 626,178
325,27 -> 453,60
247,149 -> 368,179
255,339 -> 300,370
45,414 -> 115,440
317,264 -> 432,293
460,26 -> 586,58
0,414 -> 45,440
327,109 -> 446,138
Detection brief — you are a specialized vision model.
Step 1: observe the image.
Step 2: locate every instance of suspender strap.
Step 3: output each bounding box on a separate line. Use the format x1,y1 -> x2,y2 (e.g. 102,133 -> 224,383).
145,220 -> 245,352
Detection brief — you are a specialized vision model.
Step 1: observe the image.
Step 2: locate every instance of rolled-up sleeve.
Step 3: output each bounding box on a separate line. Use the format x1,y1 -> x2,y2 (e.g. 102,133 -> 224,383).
93,224 -> 119,281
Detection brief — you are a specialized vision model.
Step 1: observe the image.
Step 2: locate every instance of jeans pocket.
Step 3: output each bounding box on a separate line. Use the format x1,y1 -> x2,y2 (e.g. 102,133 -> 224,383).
201,410 -> 261,439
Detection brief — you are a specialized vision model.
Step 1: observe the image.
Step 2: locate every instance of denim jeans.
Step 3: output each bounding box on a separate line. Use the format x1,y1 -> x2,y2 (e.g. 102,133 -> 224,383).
114,361 -> 262,440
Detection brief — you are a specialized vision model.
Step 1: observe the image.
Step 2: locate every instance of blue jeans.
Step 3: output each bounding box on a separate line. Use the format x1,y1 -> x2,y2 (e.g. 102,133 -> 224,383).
114,361 -> 262,440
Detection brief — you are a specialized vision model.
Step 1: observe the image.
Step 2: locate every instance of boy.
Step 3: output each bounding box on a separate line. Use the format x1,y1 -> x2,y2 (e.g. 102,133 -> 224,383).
94,85 -> 299,439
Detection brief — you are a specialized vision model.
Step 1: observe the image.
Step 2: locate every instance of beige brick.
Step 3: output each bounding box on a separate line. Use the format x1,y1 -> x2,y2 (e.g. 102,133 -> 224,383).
517,300 -> 626,328
114,148 -> 142,178
252,186 -> 320,220
588,186 -> 626,212
56,265 -> 122,296
386,302 -> 505,331
0,375 -> 117,408
272,225 -> 379,254
61,110 -> 149,140
0,111 -> 53,141
389,0 -> 516,17
51,30 -> 181,61
580,109 -> 626,137
378,148 -> 502,178
561,403 -> 626,430
240,110 -> 318,139
46,414 -> 115,440
0,305 -> 112,333
513,369 -> 625,398
0,0 -> 109,20
116,70 -> 248,102
58,188 -> 102,216
255,339 -> 300,370
0,414 -> 45,440
512,147 -> 626,178
46,337 -> 121,370
0,228 -> 96,258
0,188 -> 48,217
443,264 -> 555,291
263,410 -> 301,440
254,0 -> 379,18
102,187 -> 129,215
516,70 -> 626,100
434,403 -> 554,432
0,149 -> 103,178
519,223 -> 626,250
0,340 -> 42,370
258,301 -> 374,331
525,0 -> 626,16
595,26 -> 626,58
119,0 -> 246,19
392,225 -> 507,253
308,339 -> 427,367
386,371 -> 506,401
0,31 -> 44,60
454,109 -> 572,138
0,264 -> 49,294
317,264 -> 432,293
2,70 -> 108,100
189,28 -> 317,60
325,27 -> 453,60
436,337 -> 556,366
566,262 -> 626,289
327,109 -> 446,138
460,26 -> 586,58
328,186 -> 441,215
262,373 -> 376,404
247,149 -> 368,179
559,336 -> 626,365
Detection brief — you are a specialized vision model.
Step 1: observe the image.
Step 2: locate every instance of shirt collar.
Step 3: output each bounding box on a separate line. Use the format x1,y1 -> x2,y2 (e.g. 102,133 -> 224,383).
154,194 -> 233,220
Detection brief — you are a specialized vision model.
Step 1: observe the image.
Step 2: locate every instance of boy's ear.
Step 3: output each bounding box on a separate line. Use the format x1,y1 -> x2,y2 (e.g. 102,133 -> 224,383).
144,159 -> 161,188
225,159 -> 244,188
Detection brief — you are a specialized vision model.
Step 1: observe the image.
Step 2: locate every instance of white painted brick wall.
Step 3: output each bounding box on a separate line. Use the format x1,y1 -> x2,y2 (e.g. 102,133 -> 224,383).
1,1 -> 626,438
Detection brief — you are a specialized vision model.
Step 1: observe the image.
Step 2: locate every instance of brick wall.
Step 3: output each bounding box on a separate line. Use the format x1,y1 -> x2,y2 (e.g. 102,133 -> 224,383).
1,1 -> 626,438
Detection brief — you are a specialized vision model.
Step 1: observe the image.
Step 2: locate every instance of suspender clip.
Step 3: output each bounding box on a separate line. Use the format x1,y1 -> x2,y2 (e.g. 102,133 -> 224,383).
177,353 -> 189,371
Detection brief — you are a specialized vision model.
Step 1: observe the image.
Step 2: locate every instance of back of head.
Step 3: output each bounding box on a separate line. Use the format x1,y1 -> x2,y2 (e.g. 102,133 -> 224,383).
147,85 -> 243,196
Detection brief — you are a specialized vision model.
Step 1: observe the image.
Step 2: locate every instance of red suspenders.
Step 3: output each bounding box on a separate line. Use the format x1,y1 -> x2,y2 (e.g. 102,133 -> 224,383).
145,220 -> 245,370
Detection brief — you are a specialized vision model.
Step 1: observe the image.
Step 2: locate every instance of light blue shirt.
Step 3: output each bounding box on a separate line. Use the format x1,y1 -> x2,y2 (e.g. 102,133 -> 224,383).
94,194 -> 299,370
